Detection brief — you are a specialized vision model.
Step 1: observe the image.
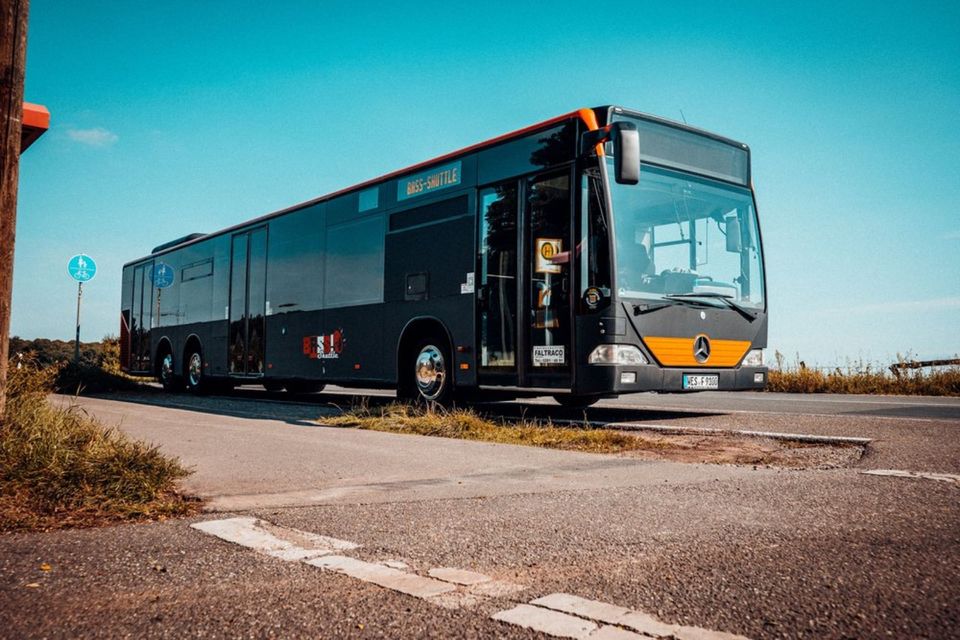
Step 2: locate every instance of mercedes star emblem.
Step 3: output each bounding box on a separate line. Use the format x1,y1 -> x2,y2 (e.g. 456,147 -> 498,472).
693,335 -> 711,363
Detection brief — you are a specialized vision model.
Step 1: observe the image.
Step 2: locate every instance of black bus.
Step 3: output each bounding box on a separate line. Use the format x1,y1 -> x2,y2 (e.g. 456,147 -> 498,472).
121,105 -> 767,406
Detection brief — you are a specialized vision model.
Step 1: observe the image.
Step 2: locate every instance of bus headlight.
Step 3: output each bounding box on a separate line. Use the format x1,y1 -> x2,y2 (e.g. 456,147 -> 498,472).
588,345 -> 649,365
742,348 -> 764,367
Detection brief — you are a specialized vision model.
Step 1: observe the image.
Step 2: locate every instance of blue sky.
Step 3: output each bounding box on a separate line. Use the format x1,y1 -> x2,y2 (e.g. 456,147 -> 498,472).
14,1 -> 960,366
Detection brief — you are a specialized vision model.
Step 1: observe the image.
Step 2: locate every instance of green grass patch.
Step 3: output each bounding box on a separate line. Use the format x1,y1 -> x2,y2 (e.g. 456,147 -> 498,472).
0,364 -> 197,532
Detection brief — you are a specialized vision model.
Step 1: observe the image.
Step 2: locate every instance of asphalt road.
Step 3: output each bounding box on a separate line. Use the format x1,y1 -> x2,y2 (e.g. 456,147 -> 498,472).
227,383 -> 960,420
2,389 -> 958,638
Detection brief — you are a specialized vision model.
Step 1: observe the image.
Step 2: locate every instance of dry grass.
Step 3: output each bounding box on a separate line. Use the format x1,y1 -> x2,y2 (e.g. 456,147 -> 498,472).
320,402 -> 649,453
767,353 -> 960,396
318,402 -> 861,468
0,364 -> 197,532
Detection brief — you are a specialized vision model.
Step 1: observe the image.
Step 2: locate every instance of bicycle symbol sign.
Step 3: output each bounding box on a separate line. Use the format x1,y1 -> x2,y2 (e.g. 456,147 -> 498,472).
67,254 -> 97,282
151,262 -> 175,289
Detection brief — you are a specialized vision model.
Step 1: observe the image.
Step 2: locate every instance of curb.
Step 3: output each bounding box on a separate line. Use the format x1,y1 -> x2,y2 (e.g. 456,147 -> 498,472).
593,422 -> 872,446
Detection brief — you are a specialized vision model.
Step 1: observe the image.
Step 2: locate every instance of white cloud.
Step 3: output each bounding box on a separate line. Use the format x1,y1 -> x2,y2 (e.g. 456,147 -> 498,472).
66,127 -> 118,147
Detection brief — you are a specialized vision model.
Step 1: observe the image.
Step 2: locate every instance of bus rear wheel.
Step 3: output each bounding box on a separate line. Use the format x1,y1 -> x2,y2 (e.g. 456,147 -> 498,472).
184,347 -> 206,394
553,394 -> 601,409
158,349 -> 182,392
409,339 -> 452,406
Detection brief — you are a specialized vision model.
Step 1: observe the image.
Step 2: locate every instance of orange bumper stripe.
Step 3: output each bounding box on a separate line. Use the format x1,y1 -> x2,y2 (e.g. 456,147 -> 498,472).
643,336 -> 751,368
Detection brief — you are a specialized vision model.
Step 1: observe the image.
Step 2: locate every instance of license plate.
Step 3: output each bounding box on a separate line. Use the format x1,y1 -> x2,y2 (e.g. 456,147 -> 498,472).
683,374 -> 719,390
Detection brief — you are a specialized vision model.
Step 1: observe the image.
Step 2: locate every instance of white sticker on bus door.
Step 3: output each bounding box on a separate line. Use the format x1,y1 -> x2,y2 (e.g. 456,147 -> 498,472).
460,271 -> 475,294
532,345 -> 565,366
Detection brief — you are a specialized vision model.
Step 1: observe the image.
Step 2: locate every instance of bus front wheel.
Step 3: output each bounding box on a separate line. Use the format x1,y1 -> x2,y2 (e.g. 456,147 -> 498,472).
409,339 -> 452,406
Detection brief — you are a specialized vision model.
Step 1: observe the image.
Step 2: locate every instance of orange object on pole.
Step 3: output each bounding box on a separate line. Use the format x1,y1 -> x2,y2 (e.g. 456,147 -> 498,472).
20,101 -> 49,152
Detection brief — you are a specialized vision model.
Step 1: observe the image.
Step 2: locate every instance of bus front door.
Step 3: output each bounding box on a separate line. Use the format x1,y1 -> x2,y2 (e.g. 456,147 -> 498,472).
477,171 -> 573,391
524,172 -> 572,388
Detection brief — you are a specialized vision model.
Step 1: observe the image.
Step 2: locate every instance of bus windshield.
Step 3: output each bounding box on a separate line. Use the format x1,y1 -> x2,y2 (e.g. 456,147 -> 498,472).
608,163 -> 765,309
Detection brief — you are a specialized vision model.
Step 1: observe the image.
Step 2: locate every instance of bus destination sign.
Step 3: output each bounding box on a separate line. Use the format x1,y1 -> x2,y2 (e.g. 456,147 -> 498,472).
398,161 -> 461,201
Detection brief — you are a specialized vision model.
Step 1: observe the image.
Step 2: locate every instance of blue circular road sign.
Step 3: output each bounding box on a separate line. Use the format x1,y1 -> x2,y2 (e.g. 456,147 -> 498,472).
67,254 -> 97,282
151,262 -> 175,289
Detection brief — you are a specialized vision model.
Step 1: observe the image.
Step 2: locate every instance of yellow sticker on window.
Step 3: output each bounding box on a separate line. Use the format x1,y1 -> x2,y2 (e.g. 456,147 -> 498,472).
535,238 -> 562,274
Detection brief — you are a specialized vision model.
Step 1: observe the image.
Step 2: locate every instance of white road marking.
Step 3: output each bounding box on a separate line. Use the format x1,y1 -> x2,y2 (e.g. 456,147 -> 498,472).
382,559 -> 411,569
861,469 -> 960,484
190,517 -> 358,560
532,593 -> 678,637
530,593 -> 751,640
193,518 -> 746,639
493,604 -> 599,639
589,627 -> 647,639
428,567 -> 493,585
306,555 -> 457,598
193,517 -> 515,607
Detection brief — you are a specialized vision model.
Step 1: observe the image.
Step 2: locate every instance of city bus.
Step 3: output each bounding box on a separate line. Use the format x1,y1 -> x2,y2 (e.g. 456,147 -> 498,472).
120,105 -> 767,406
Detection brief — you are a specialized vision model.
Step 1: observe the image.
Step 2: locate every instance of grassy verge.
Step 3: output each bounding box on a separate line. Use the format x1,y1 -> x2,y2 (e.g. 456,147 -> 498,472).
767,360 -> 960,396
319,402 -> 861,468
0,364 -> 197,532
321,402 -> 644,452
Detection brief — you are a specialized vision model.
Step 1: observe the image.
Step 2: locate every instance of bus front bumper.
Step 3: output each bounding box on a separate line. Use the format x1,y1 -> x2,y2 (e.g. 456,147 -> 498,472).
581,364 -> 768,394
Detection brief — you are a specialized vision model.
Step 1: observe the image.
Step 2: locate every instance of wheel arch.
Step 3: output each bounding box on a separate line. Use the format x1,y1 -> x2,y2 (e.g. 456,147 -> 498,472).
182,333 -> 203,362
396,316 -> 456,390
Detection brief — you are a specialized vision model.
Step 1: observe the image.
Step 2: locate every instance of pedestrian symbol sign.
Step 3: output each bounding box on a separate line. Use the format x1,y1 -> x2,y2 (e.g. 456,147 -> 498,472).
67,254 -> 97,282
151,262 -> 175,289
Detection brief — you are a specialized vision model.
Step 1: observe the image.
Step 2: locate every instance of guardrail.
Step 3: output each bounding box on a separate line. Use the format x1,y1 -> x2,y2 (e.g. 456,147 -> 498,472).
889,358 -> 960,377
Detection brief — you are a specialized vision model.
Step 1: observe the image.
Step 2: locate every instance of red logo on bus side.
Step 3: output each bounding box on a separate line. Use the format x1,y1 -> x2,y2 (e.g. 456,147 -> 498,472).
303,329 -> 344,360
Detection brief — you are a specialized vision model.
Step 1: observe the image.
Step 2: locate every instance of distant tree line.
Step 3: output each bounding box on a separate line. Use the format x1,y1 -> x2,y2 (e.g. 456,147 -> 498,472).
8,336 -> 120,373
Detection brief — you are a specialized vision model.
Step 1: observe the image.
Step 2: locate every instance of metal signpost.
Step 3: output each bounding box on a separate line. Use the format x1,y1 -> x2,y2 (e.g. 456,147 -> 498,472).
67,254 -> 97,362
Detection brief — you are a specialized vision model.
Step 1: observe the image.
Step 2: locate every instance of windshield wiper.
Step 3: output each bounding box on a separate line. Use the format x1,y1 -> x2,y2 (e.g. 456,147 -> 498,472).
664,293 -> 758,322
631,302 -> 672,316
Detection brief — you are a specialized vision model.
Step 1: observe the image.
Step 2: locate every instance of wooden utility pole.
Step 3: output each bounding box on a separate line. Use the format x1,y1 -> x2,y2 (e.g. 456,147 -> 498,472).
0,0 -> 30,418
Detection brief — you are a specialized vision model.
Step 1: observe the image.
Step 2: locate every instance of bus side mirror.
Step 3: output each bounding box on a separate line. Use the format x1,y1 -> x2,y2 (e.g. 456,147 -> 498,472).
725,216 -> 742,253
612,122 -> 639,185
581,121 -> 640,185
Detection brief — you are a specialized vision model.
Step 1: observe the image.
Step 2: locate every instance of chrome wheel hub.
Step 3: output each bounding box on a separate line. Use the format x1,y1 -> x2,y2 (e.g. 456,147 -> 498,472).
188,353 -> 202,386
414,345 -> 446,401
160,354 -> 174,383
